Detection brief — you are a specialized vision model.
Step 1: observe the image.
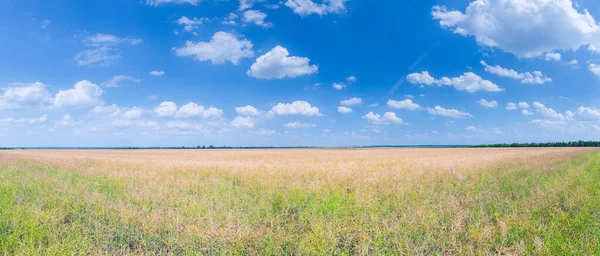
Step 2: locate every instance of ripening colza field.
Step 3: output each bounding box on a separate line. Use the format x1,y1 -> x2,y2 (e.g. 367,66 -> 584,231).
0,148 -> 599,255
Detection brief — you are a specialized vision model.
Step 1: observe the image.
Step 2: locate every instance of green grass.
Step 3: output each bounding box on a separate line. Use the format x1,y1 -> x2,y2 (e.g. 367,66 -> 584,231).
0,152 -> 599,255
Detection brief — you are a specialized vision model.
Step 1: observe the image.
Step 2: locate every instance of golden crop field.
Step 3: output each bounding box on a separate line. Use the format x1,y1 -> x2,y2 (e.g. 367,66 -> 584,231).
1,148 -> 599,255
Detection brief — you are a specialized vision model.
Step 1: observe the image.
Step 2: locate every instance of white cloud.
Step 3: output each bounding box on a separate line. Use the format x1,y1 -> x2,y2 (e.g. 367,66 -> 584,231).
75,34 -> 141,66
146,0 -> 199,6
337,106 -> 352,113
332,83 -> 345,90
177,103 -> 224,119
522,109 -> 534,116
406,71 -> 436,85
0,115 -> 48,125
83,34 -> 141,46
545,52 -> 561,61
177,16 -> 208,32
267,101 -> 322,117
363,111 -> 404,125
340,97 -> 362,106
122,107 -> 143,119
231,116 -> 255,128
480,61 -> 552,84
247,45 -> 318,79
204,107 -> 224,119
236,105 -> 260,116
0,82 -> 51,109
222,12 -> 239,25
91,104 -> 122,116
74,47 -> 119,66
53,80 -> 103,107
29,115 -> 48,124
346,76 -> 357,82
243,10 -> 273,28
478,99 -> 498,108
387,99 -> 421,110
432,0 -> 600,58
174,31 -> 254,65
427,106 -> 472,118
176,102 -> 205,118
239,0 -> 265,10
285,0 -> 347,16
532,102 -> 565,121
568,60 -> 579,67
588,63 -> 600,76
506,102 -> 517,110
518,102 -> 530,109
284,122 -> 317,128
407,71 -> 502,93
576,106 -> 600,119
101,75 -> 140,88
149,71 -> 165,76
155,101 -> 223,120
154,101 -> 178,117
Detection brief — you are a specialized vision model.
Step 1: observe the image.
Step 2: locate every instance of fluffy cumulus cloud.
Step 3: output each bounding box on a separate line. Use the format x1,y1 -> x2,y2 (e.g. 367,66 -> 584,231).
175,102 -> 206,118
337,106 -> 352,113
532,102 -> 565,121
588,64 -> 600,76
0,82 -> 51,110
478,99 -> 498,108
522,109 -> 534,116
427,106 -> 473,118
332,83 -> 345,90
247,46 -> 318,79
236,105 -> 260,116
154,101 -> 178,117
239,0 -> 265,10
518,102 -> 530,109
480,61 -> 552,84
122,107 -> 144,119
340,97 -> 361,106
91,104 -> 122,116
146,0 -> 199,6
53,80 -> 104,107
506,102 -> 517,110
178,102 -> 223,119
75,34 -> 141,66
174,32 -> 254,65
545,52 -> 561,61
346,76 -> 357,82
432,0 -> 600,58
363,112 -> 404,125
284,122 -> 317,128
231,116 -> 255,128
407,71 -> 502,93
177,16 -> 208,32
101,75 -> 140,88
243,10 -> 273,28
92,104 -> 153,124
387,99 -> 421,110
285,0 -> 347,16
576,106 -> 600,119
267,101 -> 322,117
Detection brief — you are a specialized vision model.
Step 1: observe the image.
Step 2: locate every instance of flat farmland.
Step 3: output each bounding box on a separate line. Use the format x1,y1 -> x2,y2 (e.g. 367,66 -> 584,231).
0,148 -> 599,255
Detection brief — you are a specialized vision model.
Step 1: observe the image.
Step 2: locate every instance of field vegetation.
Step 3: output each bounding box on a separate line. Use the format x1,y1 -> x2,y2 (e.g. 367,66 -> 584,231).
0,148 -> 599,255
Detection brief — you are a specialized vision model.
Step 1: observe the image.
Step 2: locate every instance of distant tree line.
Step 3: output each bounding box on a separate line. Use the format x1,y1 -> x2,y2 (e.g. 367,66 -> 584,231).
470,141 -> 600,148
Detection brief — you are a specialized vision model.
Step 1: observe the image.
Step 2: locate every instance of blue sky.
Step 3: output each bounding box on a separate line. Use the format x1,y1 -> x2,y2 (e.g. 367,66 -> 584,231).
2,0 -> 600,147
